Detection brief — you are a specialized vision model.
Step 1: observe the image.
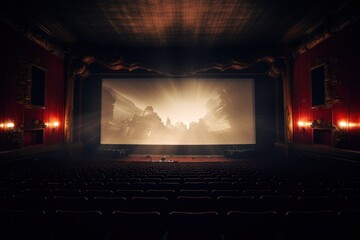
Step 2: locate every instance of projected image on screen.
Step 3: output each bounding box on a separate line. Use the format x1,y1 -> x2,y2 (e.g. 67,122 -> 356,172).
101,78 -> 255,145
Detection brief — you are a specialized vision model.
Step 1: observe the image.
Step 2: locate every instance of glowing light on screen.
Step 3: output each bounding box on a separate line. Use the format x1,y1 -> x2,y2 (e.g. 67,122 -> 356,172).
101,78 -> 255,145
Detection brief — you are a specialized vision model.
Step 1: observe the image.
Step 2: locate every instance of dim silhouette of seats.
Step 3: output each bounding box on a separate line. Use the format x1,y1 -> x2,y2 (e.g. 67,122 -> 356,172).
224,211 -> 279,240
345,195 -> 360,209
274,189 -> 302,197
19,181 -> 43,189
87,182 -> 105,190
302,188 -> 330,196
157,182 -> 181,191
183,182 -> 207,190
66,182 -> 88,189
142,177 -> 162,183
284,210 -> 334,240
129,197 -> 168,213
123,178 -> 142,183
204,177 -> 220,183
332,187 -> 357,196
296,196 -> 330,211
163,178 -> 181,182
132,182 -> 156,190
256,181 -> 277,189
337,209 -> 360,240
43,182 -> 67,189
53,188 -> 83,197
278,181 -> 301,189
210,189 -> 240,198
217,196 -> 256,212
146,189 -> 176,200
179,189 -> 209,197
260,195 -> 295,213
91,196 -> 127,214
168,211 -> 221,240
5,195 -> 47,210
0,209 -> 47,240
184,177 -> 203,182
115,189 -> 144,198
232,181 -> 257,190
220,177 -> 238,182
52,210 -> 104,240
23,188 -> 53,197
105,181 -> 131,190
208,182 -> 233,190
243,189 -> 273,197
50,196 -> 89,211
111,211 -> 163,240
85,189 -> 113,198
176,196 -> 213,211
299,181 -> 323,189
0,188 -> 19,198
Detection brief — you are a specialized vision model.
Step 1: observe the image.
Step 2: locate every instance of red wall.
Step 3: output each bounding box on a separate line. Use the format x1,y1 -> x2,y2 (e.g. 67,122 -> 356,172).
0,23 -> 65,150
293,22 -> 360,150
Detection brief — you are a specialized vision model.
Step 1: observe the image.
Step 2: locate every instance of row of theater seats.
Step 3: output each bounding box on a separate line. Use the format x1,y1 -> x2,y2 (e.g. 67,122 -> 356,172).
2,185 -> 360,198
1,194 -> 360,213
1,160 -> 360,239
1,208 -> 359,240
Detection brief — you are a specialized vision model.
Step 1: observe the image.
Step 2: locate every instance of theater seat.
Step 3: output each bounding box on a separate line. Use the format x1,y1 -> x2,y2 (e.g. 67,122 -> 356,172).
284,210 -> 334,240
224,211 -> 279,240
0,209 -> 47,240
168,211 -> 221,240
336,209 -> 360,240
176,196 -> 213,211
129,197 -> 168,213
92,197 -> 127,214
51,210 -> 104,240
111,211 -> 163,240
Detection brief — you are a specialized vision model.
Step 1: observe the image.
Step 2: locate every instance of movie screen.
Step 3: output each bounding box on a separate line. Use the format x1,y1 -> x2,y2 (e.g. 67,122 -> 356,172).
101,78 -> 255,145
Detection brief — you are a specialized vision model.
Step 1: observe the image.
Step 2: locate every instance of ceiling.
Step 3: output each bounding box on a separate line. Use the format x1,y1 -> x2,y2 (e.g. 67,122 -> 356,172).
1,0 -> 353,50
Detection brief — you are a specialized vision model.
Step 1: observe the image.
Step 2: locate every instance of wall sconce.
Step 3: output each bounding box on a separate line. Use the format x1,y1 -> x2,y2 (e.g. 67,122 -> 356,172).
0,122 -> 15,130
298,121 -> 311,133
52,122 -> 60,133
339,121 -> 348,129
46,121 -> 60,134
51,121 -> 59,134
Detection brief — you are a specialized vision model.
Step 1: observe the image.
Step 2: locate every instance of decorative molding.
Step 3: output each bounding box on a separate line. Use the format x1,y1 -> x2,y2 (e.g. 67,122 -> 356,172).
310,119 -> 348,146
72,55 -> 280,78
24,119 -> 47,129
311,119 -> 334,130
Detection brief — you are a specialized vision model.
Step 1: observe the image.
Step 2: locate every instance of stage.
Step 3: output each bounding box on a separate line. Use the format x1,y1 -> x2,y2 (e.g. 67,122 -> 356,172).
121,155 -> 235,163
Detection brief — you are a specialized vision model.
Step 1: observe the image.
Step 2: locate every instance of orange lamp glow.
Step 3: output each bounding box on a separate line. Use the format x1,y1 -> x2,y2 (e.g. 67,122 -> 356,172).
339,121 -> 348,128
6,122 -> 15,129
298,121 -> 305,127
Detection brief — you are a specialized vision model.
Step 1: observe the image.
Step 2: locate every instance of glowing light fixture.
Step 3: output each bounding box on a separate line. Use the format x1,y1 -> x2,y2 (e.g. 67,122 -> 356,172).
298,121 -> 311,127
6,122 -> 15,129
50,121 -> 59,133
339,121 -> 348,128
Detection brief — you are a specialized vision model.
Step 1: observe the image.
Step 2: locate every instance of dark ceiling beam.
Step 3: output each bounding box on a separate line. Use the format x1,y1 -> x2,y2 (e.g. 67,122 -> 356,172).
0,16 -> 66,59
291,0 -> 359,57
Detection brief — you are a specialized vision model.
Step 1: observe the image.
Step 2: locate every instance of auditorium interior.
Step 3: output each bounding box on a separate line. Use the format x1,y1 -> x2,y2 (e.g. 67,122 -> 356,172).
0,0 -> 360,239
